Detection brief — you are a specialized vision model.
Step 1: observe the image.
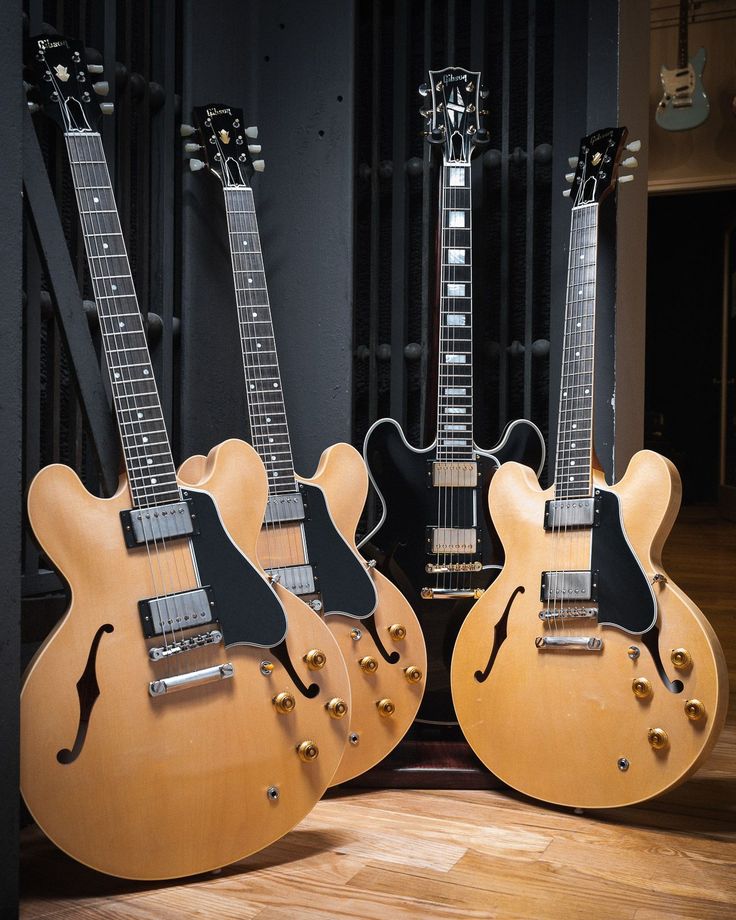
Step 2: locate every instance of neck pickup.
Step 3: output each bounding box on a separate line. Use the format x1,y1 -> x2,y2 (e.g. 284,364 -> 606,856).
543,495 -> 600,530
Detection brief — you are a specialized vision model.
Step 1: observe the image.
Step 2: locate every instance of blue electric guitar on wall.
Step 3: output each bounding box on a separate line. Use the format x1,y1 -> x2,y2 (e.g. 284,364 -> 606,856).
656,0 -> 709,131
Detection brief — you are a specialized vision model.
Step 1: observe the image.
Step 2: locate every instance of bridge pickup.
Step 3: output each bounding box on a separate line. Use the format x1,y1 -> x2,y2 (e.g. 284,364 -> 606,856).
121,499 -> 197,548
149,662 -> 234,696
264,491 -> 305,524
421,587 -> 484,600
148,628 -> 223,661
430,461 -> 478,488
139,586 -> 214,638
538,607 -> 598,622
541,570 -> 597,602
535,636 -> 603,651
425,561 -> 483,574
428,527 -> 477,554
544,496 -> 599,530
266,564 -> 316,595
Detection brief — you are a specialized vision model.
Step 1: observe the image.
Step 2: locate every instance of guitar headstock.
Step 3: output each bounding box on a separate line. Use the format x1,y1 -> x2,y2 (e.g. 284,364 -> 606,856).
565,127 -> 640,207
26,34 -> 111,133
184,104 -> 264,187
420,67 -> 490,164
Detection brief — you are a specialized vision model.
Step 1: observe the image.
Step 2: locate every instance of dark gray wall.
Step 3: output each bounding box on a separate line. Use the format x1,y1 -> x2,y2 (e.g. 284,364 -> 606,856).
180,0 -> 355,474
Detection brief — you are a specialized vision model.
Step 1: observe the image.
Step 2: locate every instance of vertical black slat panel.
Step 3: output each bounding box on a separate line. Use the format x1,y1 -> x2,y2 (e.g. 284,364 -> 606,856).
24,222 -> 42,579
102,0 -> 116,171
447,0 -> 455,60
389,0 -> 408,424
419,0 -> 432,445
523,0 -> 536,420
369,0 -> 381,428
23,110 -> 120,496
0,4 -> 22,911
497,0 -> 511,426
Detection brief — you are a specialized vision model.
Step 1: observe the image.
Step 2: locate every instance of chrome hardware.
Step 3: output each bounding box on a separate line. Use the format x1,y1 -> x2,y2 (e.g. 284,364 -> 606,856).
651,572 -> 667,585
418,82 -> 430,96
544,496 -> 599,530
359,656 -> 378,673
535,636 -> 603,651
671,648 -> 692,670
296,740 -> 319,762
538,607 -> 597,621
264,491 -> 305,524
149,662 -> 233,696
266,786 -> 280,801
139,586 -> 214,639
541,570 -> 596,602
627,645 -> 640,660
121,500 -> 196,547
647,727 -> 669,750
350,628 -> 362,641
268,572 -> 281,584
685,699 -> 706,721
349,732 -> 360,746
148,628 -> 223,661
421,587 -> 485,600
308,598 -> 323,612
266,564 -> 315,595
260,660 -> 274,676
303,649 -> 326,670
617,757 -> 630,772
27,101 -> 40,114
365,559 -> 377,569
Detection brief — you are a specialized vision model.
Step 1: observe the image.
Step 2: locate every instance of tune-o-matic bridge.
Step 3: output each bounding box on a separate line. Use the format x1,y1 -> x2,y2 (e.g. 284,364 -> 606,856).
121,499 -> 197,548
543,495 -> 600,530
425,561 -> 483,574
540,570 -> 598,602
538,606 -> 598,621
264,491 -> 306,524
139,586 -> 215,638
148,628 -> 223,661
430,461 -> 478,488
427,527 -> 478,554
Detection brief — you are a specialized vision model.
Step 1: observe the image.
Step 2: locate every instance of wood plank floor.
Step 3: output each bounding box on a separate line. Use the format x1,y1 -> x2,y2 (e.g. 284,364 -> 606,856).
19,506 -> 736,920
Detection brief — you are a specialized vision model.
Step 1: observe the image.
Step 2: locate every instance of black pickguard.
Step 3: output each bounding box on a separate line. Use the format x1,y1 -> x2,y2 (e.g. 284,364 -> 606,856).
181,488 -> 287,647
300,482 -> 376,618
363,418 -> 543,724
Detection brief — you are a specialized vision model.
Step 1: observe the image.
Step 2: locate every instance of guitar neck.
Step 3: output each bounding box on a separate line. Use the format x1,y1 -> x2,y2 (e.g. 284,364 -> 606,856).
65,131 -> 179,508
554,201 -> 598,499
436,162 -> 474,460
678,0 -> 690,68
222,186 -> 297,494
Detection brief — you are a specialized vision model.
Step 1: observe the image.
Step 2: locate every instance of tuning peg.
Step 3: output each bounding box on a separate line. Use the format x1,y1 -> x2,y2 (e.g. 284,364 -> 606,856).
184,142 -> 202,154
180,123 -> 196,137
625,139 -> 641,153
419,108 -> 432,118
473,128 -> 490,145
618,174 -> 634,184
252,159 -> 265,172
562,188 -> 572,197
99,102 -> 114,115
568,156 -> 578,168
27,101 -> 40,114
189,158 -> 206,172
622,156 -> 638,169
245,125 -> 258,139
479,85 -> 489,99
23,81 -> 34,95
87,63 -> 104,74
247,144 -> 261,154
418,82 -> 430,97
92,81 -> 110,96
565,172 -> 575,183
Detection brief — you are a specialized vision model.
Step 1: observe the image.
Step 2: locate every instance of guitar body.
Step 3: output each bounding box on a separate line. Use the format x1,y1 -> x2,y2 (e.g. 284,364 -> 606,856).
363,416 -> 545,725
21,439 -> 351,879
656,47 -> 709,131
451,451 -> 729,808
180,440 -> 427,785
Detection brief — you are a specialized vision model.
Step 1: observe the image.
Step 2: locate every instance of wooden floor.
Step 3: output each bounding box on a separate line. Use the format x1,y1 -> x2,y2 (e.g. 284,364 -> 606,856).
20,506 -> 736,920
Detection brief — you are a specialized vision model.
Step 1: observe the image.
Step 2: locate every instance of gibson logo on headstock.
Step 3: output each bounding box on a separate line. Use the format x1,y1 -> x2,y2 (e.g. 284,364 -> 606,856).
206,106 -> 232,117
37,38 -> 68,51
443,72 -> 468,85
589,129 -> 614,146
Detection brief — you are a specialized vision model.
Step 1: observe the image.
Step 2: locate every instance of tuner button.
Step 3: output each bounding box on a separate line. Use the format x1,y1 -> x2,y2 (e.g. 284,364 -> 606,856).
565,172 -> 575,183
618,175 -> 634,184
180,123 -> 196,137
247,144 -> 262,154
418,82 -> 430,97
27,101 -> 40,114
92,81 -> 110,97
99,102 -> 115,115
252,159 -> 265,172
189,158 -> 206,172
622,156 -> 638,169
626,139 -> 642,152
479,85 -> 489,98
184,142 -> 202,154
87,63 -> 104,74
245,125 -> 259,139
562,188 -> 572,197
473,129 -> 490,145
568,156 -> 579,168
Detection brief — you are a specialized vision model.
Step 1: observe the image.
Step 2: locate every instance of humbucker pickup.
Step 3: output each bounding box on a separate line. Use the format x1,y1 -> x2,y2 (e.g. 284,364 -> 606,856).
267,564 -> 316,595
428,527 -> 478,554
264,491 -> 306,524
139,586 -> 215,638
543,496 -> 600,530
540,570 -> 597,602
121,499 -> 197,548
430,461 -> 478,488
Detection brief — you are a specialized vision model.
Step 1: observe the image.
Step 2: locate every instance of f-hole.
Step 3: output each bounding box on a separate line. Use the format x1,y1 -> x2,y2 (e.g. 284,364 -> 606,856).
474,586 -> 525,683
270,640 -> 320,698
57,624 -> 114,764
641,624 -> 684,693
362,614 -> 400,664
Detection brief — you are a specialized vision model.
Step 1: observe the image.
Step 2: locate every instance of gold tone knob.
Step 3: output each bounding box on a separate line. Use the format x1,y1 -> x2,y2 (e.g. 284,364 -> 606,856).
685,699 -> 706,721
272,691 -> 296,714
303,649 -> 326,670
296,740 -> 319,762
647,728 -> 669,750
376,698 -> 396,717
632,677 -> 652,699
388,623 -> 407,641
325,697 -> 348,719
359,656 -> 378,673
404,666 -> 423,684
671,648 -> 692,670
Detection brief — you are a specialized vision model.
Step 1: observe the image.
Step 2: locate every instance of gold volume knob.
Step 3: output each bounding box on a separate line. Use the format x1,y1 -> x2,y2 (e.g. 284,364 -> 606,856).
376,698 -> 396,717
296,740 -> 319,762
685,699 -> 706,721
359,656 -> 378,673
325,697 -> 348,719
632,677 -> 652,699
388,623 -> 407,641
303,649 -> 326,670
671,648 -> 692,670
272,691 -> 296,714
404,666 -> 423,684
647,727 -> 669,750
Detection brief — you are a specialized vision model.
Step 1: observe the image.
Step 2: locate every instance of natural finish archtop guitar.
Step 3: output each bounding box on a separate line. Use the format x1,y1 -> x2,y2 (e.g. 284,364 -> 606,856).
451,127 -> 728,808
21,35 -> 351,880
178,104 -> 427,784
361,67 -> 545,725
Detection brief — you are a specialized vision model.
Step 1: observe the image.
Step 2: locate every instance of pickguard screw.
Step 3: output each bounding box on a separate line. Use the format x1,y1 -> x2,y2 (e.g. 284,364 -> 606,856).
266,785 -> 280,801
260,660 -> 274,676
617,757 -> 630,772
349,732 -> 360,746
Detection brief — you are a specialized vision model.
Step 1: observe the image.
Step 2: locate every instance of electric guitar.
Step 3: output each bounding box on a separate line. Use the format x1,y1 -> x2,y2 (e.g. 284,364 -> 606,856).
21,36 -> 352,880
656,0 -> 709,131
361,68 -> 545,725
178,104 -> 427,785
451,128 -> 728,808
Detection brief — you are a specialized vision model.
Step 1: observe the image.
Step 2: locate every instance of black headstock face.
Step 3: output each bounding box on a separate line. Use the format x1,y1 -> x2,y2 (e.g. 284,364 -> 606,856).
26,34 -> 101,133
421,67 -> 489,163
192,105 -> 255,188
569,127 -> 629,207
